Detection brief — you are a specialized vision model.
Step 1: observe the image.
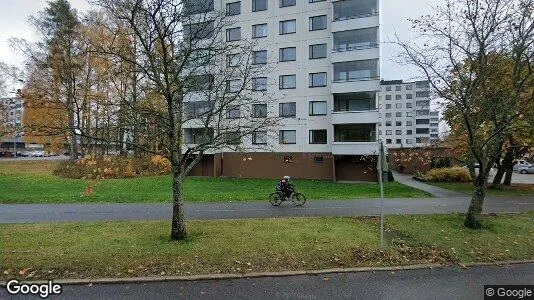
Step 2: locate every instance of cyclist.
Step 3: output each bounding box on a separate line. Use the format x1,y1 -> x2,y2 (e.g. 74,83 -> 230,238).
278,175 -> 294,198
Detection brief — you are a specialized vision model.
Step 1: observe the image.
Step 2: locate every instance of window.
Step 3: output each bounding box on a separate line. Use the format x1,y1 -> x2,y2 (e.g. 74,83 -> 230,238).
386,139 -> 392,144
416,81 -> 430,88
226,27 -> 241,41
184,128 -> 214,144
279,47 -> 296,62
184,21 -> 214,41
416,128 -> 430,134
186,74 -> 213,91
314,156 -> 324,163
386,130 -> 392,135
252,77 -> 267,91
396,121 -> 402,126
279,74 -> 296,89
184,0 -> 214,15
333,92 -> 376,112
280,0 -> 295,7
309,72 -> 327,87
252,0 -> 268,11
386,86 -> 392,91
309,44 -> 327,59
223,131 -> 241,145
396,103 -> 402,109
227,53 -> 240,67
309,0 -> 325,2
226,1 -> 241,15
252,50 -> 267,64
333,60 -> 378,81
406,112 -> 413,117
334,124 -> 376,142
385,104 -> 391,109
396,130 -> 402,135
252,131 -> 267,144
406,121 -> 413,126
406,130 -> 413,135
252,23 -> 268,38
309,15 -> 327,31
416,91 -> 430,98
226,79 -> 242,92
406,94 -> 413,99
406,103 -> 412,108
310,130 -> 327,144
385,121 -> 392,127
333,28 -> 378,52
279,19 -> 296,34
385,113 -> 392,118
279,102 -> 296,117
252,104 -> 267,118
309,101 -> 327,116
406,85 -> 413,90
396,112 -> 402,117
333,0 -> 378,20
416,119 -> 430,125
227,105 -> 240,119
280,130 -> 297,144
396,95 -> 402,100
385,95 -> 392,100
184,101 -> 214,118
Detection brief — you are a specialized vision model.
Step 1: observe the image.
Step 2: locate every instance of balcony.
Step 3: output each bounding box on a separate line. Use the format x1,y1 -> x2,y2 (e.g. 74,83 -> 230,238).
331,47 -> 379,63
332,110 -> 379,124
331,78 -> 380,94
332,0 -> 378,32
332,142 -> 379,155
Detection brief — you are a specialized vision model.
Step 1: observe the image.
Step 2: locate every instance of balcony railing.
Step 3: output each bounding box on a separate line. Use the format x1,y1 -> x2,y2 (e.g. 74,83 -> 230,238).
333,11 -> 379,22
332,42 -> 379,53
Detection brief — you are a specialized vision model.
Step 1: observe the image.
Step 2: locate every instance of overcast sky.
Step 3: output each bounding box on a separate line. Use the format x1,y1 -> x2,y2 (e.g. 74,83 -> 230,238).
0,0 -> 440,84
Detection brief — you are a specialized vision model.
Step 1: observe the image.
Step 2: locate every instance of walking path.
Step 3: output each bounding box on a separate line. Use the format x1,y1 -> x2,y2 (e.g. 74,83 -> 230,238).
1,196 -> 533,223
392,171 -> 466,197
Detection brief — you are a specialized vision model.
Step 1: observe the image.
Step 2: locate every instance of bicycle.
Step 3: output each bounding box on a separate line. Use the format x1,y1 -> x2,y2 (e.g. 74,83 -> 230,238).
268,187 -> 306,206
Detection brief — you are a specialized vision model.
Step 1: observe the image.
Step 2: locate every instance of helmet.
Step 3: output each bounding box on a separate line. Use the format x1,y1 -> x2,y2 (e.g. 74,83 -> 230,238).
283,175 -> 290,181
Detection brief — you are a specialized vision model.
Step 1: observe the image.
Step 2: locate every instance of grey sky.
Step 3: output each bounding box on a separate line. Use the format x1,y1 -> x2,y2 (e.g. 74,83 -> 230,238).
0,0 -> 440,82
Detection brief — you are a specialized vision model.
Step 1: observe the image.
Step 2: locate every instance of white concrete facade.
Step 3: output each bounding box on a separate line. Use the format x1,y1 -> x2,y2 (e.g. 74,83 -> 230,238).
184,0 -> 381,157
378,80 -> 440,149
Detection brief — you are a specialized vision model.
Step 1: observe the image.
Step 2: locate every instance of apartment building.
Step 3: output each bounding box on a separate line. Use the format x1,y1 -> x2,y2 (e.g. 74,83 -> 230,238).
378,80 -> 440,149
184,0 -> 381,181
0,97 -> 24,151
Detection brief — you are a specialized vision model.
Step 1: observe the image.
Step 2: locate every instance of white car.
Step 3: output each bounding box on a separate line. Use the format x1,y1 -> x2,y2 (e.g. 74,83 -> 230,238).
513,160 -> 533,174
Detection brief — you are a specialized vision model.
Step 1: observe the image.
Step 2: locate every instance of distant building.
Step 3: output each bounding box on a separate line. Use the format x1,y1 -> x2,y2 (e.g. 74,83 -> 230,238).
378,80 -> 440,149
0,97 -> 24,153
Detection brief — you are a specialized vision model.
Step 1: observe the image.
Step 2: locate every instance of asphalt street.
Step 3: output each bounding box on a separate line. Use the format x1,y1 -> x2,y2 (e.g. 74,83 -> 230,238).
1,196 -> 533,223
2,263 -> 533,300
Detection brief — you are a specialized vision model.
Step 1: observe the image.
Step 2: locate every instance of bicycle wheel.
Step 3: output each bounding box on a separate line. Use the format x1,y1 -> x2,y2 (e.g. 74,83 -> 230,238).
268,192 -> 282,206
291,192 -> 306,206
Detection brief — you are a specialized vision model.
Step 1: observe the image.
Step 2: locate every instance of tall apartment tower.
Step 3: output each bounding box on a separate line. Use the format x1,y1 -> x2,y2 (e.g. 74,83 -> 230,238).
184,0 -> 380,181
0,97 -> 24,151
378,80 -> 440,149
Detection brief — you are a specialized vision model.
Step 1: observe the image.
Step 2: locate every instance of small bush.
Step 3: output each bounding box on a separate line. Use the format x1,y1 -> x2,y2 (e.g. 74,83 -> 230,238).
53,155 -> 172,179
417,167 -> 472,183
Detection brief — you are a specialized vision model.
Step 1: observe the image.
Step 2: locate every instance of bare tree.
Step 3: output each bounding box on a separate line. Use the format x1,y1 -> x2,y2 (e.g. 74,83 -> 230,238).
84,0 -> 277,240
397,0 -> 534,228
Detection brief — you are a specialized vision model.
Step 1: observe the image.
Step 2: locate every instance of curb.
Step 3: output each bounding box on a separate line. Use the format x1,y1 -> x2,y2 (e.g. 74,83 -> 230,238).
2,260 -> 533,286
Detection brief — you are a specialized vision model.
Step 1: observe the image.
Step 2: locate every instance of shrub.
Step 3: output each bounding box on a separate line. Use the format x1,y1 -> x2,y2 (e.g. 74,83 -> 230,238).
417,167 -> 472,183
53,155 -> 172,179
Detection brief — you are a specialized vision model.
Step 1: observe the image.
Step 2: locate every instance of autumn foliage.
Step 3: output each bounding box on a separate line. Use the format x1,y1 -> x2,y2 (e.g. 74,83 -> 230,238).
53,155 -> 172,179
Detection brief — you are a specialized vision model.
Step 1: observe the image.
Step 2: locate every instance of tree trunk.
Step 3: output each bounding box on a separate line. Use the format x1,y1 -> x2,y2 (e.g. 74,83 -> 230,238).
170,165 -> 187,240
503,163 -> 514,186
464,178 -> 486,229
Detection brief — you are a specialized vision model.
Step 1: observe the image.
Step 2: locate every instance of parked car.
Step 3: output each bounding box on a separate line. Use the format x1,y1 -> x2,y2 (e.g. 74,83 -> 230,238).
513,160 -> 533,174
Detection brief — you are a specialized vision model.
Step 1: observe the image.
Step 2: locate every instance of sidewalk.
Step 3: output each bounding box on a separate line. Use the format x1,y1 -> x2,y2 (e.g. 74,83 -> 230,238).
392,171 -> 466,198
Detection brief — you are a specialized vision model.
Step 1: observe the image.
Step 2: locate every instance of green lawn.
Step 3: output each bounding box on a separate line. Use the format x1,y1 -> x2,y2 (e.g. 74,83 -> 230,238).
2,213 -> 533,280
0,161 -> 430,203
429,182 -> 534,197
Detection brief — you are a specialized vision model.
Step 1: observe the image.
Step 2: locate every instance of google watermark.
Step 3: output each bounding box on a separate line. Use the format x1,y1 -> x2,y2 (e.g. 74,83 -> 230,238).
485,285 -> 534,299
5,280 -> 62,298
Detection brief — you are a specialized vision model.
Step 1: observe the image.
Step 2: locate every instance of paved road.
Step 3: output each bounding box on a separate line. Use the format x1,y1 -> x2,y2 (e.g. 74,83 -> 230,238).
2,264 -> 533,299
1,196 -> 533,223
